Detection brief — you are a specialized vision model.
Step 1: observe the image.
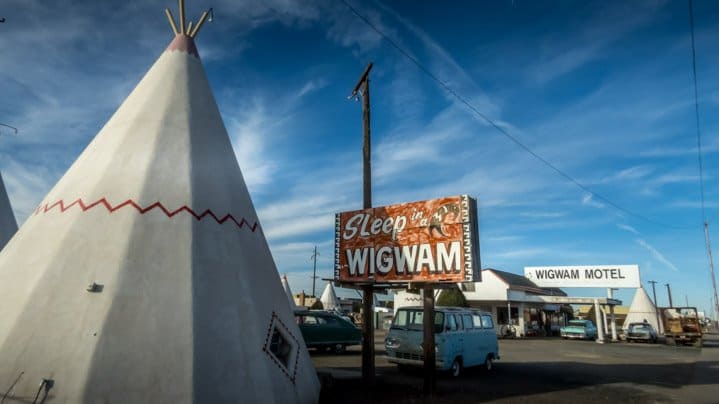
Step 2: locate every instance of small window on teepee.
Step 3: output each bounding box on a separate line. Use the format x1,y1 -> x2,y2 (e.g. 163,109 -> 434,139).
263,312 -> 300,382
269,328 -> 292,368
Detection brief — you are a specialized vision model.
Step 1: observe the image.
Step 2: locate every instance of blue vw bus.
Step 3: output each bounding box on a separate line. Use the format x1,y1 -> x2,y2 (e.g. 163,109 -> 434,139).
385,306 -> 499,377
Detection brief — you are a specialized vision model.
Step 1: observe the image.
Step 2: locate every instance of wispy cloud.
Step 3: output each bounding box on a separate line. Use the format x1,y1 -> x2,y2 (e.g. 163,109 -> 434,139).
617,224 -> 640,235
527,1 -> 666,84
581,193 -> 605,209
636,238 -> 679,272
520,211 -> 567,219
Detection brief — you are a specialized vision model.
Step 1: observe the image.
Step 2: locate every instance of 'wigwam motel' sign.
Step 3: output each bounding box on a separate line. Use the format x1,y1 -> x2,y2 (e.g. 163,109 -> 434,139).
524,265 -> 641,288
334,195 -> 481,284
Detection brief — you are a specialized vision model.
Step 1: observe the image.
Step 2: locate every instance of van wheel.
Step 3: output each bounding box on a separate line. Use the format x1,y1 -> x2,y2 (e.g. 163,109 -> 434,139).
484,355 -> 494,372
450,358 -> 462,377
333,344 -> 346,354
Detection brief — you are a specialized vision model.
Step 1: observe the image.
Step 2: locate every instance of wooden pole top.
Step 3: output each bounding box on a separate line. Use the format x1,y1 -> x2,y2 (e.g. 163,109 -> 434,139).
165,0 -> 210,39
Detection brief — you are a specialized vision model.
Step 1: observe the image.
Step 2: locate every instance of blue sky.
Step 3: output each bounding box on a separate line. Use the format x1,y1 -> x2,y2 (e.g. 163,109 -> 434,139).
1,0 -> 718,314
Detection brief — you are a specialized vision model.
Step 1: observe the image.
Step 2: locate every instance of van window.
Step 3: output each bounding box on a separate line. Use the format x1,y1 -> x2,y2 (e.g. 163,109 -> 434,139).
392,309 -> 445,333
481,315 -> 494,329
472,314 -> 483,328
446,314 -> 459,331
462,314 -> 474,329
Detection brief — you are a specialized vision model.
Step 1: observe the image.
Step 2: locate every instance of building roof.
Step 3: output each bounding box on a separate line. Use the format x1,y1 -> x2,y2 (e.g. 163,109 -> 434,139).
486,268 -> 567,296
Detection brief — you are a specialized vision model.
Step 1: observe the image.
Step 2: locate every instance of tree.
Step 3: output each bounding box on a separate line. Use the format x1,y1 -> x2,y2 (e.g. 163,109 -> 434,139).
436,288 -> 468,307
310,300 -> 324,310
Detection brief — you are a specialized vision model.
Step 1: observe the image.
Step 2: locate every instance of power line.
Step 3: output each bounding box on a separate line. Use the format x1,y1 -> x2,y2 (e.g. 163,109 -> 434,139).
341,0 -> 694,230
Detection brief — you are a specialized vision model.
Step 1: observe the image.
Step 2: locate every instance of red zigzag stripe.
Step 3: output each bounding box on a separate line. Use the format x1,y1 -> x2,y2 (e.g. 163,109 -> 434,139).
34,197 -> 258,232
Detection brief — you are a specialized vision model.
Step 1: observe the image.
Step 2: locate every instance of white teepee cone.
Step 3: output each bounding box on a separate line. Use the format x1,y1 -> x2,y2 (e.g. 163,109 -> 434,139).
282,274 -> 298,310
623,286 -> 660,332
320,281 -> 340,311
0,171 -> 17,249
0,16 -> 319,404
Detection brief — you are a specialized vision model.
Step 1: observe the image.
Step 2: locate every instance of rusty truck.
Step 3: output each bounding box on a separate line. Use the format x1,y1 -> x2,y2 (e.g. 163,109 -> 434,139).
659,307 -> 703,347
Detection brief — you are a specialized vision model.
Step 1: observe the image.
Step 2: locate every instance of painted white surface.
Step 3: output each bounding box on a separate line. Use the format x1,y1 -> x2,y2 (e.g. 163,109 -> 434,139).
524,265 -> 641,288
461,270 -> 509,301
0,35 -> 319,403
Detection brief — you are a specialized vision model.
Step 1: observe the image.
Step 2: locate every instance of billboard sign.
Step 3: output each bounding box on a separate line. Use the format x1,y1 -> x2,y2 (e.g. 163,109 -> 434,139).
335,195 -> 480,284
524,265 -> 640,288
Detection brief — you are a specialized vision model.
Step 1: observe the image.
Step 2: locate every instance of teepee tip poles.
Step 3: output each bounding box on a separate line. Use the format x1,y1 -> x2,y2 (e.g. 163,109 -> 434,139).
165,1 -> 210,38
165,9 -> 179,35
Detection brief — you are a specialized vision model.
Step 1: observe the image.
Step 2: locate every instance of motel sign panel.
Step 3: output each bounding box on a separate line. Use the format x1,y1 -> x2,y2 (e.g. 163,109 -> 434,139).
524,265 -> 640,288
335,195 -> 481,283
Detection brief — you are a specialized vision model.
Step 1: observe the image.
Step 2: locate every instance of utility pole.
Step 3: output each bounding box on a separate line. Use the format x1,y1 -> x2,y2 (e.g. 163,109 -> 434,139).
704,222 -> 719,318
665,283 -> 673,307
350,62 -> 375,385
648,280 -> 661,331
310,246 -> 319,297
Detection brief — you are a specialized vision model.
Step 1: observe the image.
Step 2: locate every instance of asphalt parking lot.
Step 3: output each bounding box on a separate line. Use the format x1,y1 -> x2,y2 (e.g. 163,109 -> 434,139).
314,331 -> 719,403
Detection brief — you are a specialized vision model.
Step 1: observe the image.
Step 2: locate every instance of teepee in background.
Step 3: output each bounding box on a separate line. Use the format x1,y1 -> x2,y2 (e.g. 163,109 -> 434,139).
320,281 -> 340,311
282,274 -> 298,310
623,286 -> 661,333
0,171 -> 17,249
0,2 -> 319,403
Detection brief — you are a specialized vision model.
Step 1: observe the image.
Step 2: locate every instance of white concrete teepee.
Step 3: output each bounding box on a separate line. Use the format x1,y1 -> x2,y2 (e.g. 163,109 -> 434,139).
0,3 -> 319,403
282,274 -> 298,310
320,281 -> 340,311
623,286 -> 661,333
0,171 -> 18,249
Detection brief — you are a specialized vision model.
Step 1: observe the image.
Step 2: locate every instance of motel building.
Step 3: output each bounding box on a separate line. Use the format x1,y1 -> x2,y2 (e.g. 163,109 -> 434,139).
394,268 -> 624,341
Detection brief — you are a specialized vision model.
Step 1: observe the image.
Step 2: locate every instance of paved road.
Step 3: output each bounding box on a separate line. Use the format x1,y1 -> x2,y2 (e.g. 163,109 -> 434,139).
315,331 -> 719,403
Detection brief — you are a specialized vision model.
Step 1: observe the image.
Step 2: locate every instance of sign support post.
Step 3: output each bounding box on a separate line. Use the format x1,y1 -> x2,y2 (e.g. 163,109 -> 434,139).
423,283 -> 436,395
350,62 -> 375,385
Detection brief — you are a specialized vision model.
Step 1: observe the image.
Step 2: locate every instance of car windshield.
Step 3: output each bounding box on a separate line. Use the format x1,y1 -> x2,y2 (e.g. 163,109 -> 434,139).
391,309 -> 445,333
629,324 -> 651,331
568,321 -> 586,328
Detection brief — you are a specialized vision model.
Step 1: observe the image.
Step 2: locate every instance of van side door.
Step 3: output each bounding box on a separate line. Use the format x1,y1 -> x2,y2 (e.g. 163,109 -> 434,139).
444,313 -> 462,362
461,313 -> 480,367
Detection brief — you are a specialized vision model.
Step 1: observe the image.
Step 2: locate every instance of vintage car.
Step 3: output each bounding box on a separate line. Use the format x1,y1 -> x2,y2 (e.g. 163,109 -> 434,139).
625,322 -> 658,343
385,306 -> 499,377
294,310 -> 362,353
560,319 -> 598,340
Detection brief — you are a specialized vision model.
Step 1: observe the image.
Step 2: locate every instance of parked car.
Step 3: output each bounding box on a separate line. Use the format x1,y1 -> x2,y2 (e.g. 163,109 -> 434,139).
385,306 -> 499,377
625,322 -> 658,343
560,319 -> 598,340
294,310 -> 362,353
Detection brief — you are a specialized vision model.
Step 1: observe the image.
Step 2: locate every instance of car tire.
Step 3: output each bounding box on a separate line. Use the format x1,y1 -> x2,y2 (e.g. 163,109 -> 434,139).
484,355 -> 494,372
450,358 -> 462,378
333,344 -> 346,354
